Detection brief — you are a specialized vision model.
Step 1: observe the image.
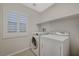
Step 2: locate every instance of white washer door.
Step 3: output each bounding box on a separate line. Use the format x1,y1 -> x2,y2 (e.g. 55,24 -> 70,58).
31,36 -> 39,56
32,37 -> 38,49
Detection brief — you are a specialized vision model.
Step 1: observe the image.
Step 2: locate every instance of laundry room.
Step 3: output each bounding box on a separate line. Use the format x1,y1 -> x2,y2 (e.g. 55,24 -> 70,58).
0,3 -> 79,56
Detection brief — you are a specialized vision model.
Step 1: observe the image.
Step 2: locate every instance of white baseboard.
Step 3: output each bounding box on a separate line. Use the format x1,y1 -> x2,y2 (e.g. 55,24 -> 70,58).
7,47 -> 31,56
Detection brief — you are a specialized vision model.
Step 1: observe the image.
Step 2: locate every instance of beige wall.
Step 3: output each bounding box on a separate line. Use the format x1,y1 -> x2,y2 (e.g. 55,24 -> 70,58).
0,3 -> 40,55
0,4 -> 3,37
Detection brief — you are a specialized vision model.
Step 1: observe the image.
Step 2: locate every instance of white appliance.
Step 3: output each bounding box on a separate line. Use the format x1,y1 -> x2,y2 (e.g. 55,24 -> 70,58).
30,35 -> 40,56
30,32 -> 48,56
40,34 -> 70,56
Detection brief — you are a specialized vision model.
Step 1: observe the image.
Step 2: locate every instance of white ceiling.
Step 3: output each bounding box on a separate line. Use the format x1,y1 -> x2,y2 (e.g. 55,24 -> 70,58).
23,3 -> 55,13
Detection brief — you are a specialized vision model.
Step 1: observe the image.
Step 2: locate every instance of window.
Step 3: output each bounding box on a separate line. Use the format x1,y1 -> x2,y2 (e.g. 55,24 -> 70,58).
8,11 -> 17,32
8,11 -> 27,33
19,15 -> 27,32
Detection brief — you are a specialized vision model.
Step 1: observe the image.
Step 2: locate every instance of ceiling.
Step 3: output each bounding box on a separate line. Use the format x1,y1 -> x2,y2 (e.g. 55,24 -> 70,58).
23,3 -> 55,13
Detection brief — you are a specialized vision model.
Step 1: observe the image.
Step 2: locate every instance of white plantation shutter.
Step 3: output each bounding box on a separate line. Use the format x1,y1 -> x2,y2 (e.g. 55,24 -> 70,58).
8,11 -> 27,33
19,15 -> 27,32
8,11 -> 17,32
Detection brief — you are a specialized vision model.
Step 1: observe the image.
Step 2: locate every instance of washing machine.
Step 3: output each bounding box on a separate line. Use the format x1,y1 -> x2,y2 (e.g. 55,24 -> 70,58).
30,32 -> 48,56
30,34 -> 40,56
